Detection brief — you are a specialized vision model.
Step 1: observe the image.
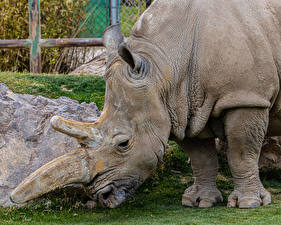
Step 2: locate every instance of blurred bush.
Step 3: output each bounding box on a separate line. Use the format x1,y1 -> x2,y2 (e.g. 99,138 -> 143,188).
120,0 -> 147,37
0,0 -> 88,73
0,0 -> 29,72
0,0 -> 152,73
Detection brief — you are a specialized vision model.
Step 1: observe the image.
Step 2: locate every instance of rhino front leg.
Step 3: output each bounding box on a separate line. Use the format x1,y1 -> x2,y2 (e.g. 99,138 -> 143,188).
225,108 -> 271,208
179,138 -> 223,208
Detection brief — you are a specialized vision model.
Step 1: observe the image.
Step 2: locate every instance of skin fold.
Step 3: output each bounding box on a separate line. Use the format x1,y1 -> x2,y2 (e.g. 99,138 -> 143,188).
11,0 -> 281,209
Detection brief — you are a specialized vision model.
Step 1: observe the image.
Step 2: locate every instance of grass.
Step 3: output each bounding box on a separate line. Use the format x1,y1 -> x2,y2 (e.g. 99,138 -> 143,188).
1,174 -> 281,225
0,72 -> 105,110
0,72 -> 281,225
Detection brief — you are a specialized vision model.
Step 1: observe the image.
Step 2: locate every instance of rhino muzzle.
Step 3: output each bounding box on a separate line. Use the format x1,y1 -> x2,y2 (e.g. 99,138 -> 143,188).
10,148 -> 94,204
10,113 -> 143,208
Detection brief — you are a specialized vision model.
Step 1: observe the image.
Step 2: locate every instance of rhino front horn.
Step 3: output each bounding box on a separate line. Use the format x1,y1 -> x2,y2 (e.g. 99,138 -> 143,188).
10,148 -> 93,204
103,24 -> 124,56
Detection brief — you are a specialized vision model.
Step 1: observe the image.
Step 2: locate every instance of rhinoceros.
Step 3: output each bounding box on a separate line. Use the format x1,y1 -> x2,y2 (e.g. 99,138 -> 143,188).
11,0 -> 281,209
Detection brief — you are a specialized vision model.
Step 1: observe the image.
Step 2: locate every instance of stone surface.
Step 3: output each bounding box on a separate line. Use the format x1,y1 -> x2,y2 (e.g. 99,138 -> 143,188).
259,137 -> 281,169
69,49 -> 106,76
0,83 -> 100,206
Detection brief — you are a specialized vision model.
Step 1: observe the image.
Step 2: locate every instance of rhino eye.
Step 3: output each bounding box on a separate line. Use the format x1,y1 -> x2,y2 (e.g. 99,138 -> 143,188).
116,139 -> 131,152
114,135 -> 131,152
118,140 -> 129,148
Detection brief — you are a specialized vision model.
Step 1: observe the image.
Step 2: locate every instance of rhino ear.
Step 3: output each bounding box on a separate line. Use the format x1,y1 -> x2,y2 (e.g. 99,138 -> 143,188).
118,43 -> 137,69
103,24 -> 124,57
118,43 -> 149,78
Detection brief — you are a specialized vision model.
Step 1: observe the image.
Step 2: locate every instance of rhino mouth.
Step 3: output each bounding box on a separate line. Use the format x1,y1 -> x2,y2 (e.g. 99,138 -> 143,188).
94,179 -> 140,208
96,184 -> 128,208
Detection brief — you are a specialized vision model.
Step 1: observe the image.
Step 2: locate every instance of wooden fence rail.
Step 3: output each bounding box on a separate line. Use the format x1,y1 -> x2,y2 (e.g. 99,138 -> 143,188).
0,0 -> 105,73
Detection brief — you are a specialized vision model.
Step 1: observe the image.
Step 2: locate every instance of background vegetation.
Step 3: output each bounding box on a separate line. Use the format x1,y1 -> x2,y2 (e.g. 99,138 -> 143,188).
0,72 -> 281,224
0,0 -> 147,74
0,0 -> 89,73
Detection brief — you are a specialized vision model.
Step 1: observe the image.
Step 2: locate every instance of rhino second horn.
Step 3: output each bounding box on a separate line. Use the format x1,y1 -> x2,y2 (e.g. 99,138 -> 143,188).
103,24 -> 124,55
10,148 -> 93,204
50,115 -> 95,139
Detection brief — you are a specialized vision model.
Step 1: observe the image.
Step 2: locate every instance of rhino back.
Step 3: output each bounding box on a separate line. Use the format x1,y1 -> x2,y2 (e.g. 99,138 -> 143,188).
196,0 -> 281,118
128,0 -> 281,136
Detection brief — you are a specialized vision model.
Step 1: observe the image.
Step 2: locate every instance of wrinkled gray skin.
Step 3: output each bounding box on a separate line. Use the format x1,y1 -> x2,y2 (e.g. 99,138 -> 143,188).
11,0 -> 281,209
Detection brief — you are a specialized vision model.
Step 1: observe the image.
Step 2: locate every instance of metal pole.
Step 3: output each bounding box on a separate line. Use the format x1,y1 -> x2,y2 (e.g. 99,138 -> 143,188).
110,0 -> 119,25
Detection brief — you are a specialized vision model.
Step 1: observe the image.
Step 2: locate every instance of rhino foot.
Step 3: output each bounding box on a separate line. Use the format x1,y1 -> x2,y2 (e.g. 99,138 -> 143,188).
182,184 -> 223,208
227,186 -> 271,209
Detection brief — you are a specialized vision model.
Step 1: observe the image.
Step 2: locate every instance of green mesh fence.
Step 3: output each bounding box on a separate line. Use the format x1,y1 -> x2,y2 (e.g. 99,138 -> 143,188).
78,0 -> 111,38
76,0 -> 151,38
119,0 -> 148,37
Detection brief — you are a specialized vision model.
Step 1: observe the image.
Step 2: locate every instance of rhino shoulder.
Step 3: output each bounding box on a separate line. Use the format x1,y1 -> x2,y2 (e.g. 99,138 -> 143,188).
212,91 -> 271,118
187,91 -> 272,137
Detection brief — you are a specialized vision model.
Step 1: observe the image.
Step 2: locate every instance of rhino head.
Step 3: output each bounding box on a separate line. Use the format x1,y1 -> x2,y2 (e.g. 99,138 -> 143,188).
10,25 -> 177,208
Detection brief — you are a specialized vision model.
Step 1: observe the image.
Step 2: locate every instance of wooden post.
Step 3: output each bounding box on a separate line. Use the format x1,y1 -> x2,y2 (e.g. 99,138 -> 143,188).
40,38 -> 103,48
29,0 -> 41,73
0,40 -> 32,49
0,38 -> 103,49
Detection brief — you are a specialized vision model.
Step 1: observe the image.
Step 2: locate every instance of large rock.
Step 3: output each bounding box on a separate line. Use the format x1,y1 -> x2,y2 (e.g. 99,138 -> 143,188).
69,49 -> 106,76
216,137 -> 281,169
0,83 -> 100,206
259,137 -> 281,169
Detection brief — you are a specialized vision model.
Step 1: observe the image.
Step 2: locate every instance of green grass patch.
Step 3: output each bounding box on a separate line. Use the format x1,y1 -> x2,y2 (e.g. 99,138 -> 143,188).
1,175 -> 281,225
0,72 -> 106,110
0,72 -> 281,224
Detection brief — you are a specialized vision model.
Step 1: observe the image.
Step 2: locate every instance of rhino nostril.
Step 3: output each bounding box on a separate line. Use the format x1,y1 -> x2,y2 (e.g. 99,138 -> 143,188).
9,196 -> 16,204
102,190 -> 112,200
97,185 -> 113,207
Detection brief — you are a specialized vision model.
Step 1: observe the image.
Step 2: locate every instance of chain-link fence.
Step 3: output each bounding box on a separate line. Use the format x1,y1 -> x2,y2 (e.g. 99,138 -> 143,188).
75,0 -> 151,38
64,0 -> 151,74
119,0 -> 151,37
61,0 -> 152,74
